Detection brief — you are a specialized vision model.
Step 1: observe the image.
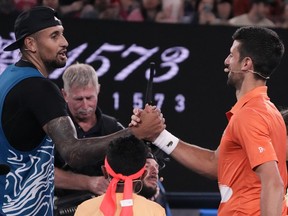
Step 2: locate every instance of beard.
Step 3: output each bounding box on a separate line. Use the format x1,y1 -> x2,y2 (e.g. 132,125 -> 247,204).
227,72 -> 244,89
138,184 -> 157,199
44,59 -> 66,74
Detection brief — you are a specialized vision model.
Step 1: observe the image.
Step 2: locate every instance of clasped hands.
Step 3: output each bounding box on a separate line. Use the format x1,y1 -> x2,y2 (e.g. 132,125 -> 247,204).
129,104 -> 166,141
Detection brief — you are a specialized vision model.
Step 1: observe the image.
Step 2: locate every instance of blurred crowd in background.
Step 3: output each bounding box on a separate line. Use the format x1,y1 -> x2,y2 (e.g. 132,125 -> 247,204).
1,0 -> 288,28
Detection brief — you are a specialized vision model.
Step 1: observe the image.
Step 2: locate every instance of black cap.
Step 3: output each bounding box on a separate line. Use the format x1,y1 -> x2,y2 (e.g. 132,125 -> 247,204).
4,6 -> 62,51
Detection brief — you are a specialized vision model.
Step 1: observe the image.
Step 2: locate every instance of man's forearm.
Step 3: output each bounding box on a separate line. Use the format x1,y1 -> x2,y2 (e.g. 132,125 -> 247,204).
54,167 -> 91,191
46,108 -> 164,168
44,117 -> 133,167
260,183 -> 283,216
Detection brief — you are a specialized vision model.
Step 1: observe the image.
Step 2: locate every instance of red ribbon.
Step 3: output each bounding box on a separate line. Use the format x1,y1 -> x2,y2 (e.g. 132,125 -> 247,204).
100,157 -> 145,216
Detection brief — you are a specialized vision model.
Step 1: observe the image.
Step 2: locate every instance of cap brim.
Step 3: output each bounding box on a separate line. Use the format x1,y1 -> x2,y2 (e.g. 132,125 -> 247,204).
3,39 -> 22,51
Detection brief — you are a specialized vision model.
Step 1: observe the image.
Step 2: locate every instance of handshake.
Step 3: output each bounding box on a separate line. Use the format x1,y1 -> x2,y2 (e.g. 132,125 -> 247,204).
129,104 -> 179,155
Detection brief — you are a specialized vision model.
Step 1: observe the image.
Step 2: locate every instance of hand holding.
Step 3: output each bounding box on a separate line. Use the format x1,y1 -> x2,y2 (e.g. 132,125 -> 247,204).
88,176 -> 109,195
130,104 -> 166,141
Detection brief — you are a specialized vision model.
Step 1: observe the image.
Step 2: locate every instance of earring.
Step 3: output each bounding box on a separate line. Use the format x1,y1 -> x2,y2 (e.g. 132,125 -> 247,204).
133,180 -> 143,194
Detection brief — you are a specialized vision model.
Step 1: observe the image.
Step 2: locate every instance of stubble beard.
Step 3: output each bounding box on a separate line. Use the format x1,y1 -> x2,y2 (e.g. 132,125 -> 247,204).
227,72 -> 243,89
138,184 -> 157,199
44,59 -> 66,74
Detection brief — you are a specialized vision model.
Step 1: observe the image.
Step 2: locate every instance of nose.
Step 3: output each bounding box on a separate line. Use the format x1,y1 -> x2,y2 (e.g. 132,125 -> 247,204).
61,34 -> 69,48
224,55 -> 230,66
150,165 -> 159,175
82,98 -> 89,108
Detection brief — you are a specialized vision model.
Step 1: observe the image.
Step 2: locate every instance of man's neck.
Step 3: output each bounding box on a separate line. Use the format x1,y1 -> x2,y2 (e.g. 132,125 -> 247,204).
77,117 -> 97,132
235,79 -> 266,101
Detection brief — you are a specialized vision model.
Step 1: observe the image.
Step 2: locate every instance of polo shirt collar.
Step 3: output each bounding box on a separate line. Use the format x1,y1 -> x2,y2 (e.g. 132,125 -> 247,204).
226,86 -> 268,120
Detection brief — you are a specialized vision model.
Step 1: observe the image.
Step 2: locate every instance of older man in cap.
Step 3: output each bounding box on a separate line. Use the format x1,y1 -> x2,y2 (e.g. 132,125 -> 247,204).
0,6 -> 165,215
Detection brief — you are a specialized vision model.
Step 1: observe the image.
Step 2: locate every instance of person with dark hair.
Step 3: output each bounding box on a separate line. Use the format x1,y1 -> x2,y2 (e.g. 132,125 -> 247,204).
280,108 -> 288,160
140,150 -> 172,216
215,0 -> 233,25
74,135 -> 165,215
131,26 -> 287,215
190,0 -> 218,25
229,0 -> 275,27
279,108 -> 288,213
139,152 -> 161,200
127,0 -> 163,22
0,6 -> 165,215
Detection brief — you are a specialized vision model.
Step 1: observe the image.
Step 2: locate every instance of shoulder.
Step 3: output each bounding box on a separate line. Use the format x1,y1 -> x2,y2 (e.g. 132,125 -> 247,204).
101,114 -> 125,132
228,14 -> 248,25
231,106 -> 275,138
101,114 -> 122,125
17,77 -> 60,93
98,108 -> 125,130
261,18 -> 275,27
102,113 -> 118,122
134,194 -> 166,213
233,107 -> 264,125
75,196 -> 103,214
6,77 -> 63,106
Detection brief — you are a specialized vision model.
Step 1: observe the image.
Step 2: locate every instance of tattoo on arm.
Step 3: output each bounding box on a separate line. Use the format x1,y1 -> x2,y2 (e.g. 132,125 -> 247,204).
43,116 -> 133,168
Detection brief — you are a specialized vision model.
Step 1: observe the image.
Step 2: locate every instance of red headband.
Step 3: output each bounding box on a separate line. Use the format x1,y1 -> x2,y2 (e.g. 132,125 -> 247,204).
100,157 -> 145,216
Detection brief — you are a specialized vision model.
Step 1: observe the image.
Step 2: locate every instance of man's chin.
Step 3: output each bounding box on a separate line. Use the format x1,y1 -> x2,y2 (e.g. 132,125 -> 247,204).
146,181 -> 158,188
77,117 -> 88,121
139,185 -> 157,199
78,114 -> 93,120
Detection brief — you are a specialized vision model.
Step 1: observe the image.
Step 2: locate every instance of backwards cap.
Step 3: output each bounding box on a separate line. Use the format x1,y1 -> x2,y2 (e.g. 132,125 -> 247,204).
4,6 -> 62,51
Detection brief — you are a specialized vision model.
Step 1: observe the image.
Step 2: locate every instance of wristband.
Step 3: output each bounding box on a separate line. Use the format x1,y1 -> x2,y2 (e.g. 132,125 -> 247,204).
153,130 -> 179,155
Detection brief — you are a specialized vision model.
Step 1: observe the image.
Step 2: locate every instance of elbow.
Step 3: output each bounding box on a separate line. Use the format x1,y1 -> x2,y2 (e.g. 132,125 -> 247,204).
204,153 -> 218,179
209,170 -> 218,180
64,151 -> 82,168
200,168 -> 218,180
57,146 -> 82,168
